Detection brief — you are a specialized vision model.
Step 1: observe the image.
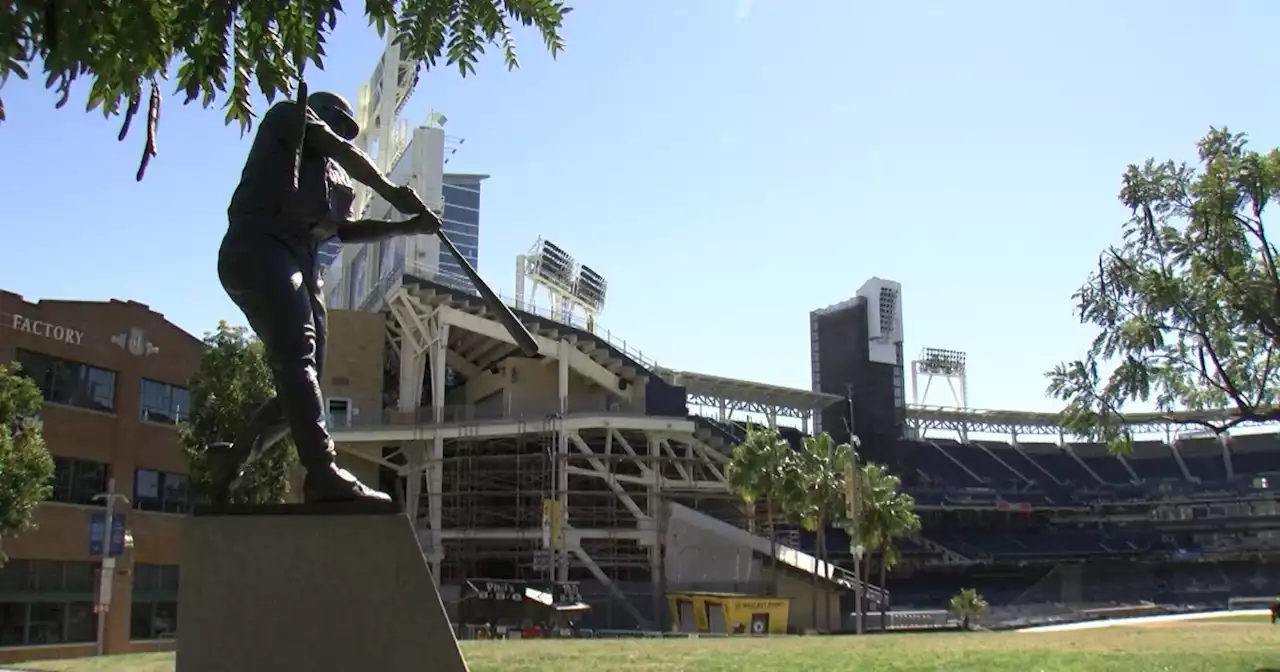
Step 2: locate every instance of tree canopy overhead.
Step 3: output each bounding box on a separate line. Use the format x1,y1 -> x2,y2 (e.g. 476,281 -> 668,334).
1,0 -> 572,178
1047,127 -> 1280,454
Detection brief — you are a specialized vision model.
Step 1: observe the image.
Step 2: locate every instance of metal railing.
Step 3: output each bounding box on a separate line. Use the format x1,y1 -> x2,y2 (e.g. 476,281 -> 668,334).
329,403 -> 654,431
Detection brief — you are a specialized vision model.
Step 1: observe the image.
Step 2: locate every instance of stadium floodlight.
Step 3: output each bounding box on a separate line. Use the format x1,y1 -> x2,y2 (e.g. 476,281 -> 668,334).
911,347 -> 969,416
572,265 -> 608,312
535,240 -> 576,291
515,237 -> 609,333
919,348 -> 966,377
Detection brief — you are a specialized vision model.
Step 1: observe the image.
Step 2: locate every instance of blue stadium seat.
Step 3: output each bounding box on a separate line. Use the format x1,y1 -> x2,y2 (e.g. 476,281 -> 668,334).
1177,438 -> 1229,482
1228,434 -> 1280,476
918,440 -> 984,487
1069,443 -> 1133,484
1018,443 -> 1099,486
985,443 -> 1052,486
1126,441 -> 1185,481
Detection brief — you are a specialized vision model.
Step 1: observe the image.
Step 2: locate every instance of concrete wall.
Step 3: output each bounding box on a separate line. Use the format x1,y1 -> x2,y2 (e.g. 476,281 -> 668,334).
320,309 -> 386,425
320,308 -> 646,424
505,357 -> 624,416
450,356 -> 639,418
662,511 -> 842,632
663,512 -> 761,587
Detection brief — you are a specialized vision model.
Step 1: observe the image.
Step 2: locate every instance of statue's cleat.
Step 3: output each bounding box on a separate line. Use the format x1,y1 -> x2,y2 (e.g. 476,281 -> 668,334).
226,443 -> 269,495
303,463 -> 392,504
206,442 -> 251,505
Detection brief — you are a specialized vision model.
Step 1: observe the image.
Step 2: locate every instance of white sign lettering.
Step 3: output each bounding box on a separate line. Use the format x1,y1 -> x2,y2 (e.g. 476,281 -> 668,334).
12,314 -> 83,345
476,581 -> 523,602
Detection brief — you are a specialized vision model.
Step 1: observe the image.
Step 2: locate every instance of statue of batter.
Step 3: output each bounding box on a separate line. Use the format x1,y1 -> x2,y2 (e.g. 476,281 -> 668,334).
209,91 -> 439,504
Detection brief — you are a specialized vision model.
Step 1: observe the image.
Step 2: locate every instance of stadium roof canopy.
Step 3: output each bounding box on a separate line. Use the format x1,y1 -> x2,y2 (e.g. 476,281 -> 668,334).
907,404 -> 1278,439
656,368 -> 842,420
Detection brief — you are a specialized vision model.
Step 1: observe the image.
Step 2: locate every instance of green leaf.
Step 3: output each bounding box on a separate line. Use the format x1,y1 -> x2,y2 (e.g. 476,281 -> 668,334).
0,362 -> 55,550
179,322 -> 298,505
1048,127 -> 1280,445
2,0 -> 572,179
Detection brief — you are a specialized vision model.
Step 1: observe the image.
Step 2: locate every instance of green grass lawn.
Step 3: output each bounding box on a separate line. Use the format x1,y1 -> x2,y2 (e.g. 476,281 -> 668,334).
12,622 -> 1279,672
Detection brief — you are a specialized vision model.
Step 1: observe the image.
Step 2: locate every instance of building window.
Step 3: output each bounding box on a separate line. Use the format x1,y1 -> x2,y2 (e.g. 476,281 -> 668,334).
0,560 -> 98,647
13,349 -> 117,413
442,243 -> 478,262
130,601 -> 178,641
326,398 -> 352,428
131,564 -> 179,640
350,248 -> 369,307
439,226 -> 478,245
134,469 -> 190,514
139,379 -> 190,425
49,457 -> 109,506
442,182 -> 482,210
441,204 -> 479,227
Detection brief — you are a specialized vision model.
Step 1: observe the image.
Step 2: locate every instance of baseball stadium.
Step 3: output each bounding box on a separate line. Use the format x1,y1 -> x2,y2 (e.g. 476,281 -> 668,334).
301,38 -> 1280,642
3,33 -> 1278,672
313,239 -> 1280,637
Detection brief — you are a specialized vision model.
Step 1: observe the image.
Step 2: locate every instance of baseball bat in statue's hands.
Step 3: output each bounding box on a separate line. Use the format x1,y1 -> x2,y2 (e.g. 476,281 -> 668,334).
314,205 -> 538,357
387,184 -> 430,216
436,229 -> 540,357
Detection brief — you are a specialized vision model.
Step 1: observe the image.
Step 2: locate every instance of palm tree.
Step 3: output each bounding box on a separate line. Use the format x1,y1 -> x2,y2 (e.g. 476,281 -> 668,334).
950,588 -> 988,631
852,462 -> 921,633
780,432 -> 852,632
725,425 -> 790,593
874,544 -> 902,631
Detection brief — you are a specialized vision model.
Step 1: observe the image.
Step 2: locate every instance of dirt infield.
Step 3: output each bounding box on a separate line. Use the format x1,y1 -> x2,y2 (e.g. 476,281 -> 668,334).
1019,608 -> 1271,633
1122,619 -> 1208,628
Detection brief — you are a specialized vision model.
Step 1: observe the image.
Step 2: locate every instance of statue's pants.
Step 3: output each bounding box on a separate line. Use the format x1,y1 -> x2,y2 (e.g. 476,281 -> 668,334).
217,231 -> 335,474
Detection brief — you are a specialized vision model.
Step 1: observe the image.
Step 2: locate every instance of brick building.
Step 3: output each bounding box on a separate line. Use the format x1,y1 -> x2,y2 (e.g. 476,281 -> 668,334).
0,290 -> 201,664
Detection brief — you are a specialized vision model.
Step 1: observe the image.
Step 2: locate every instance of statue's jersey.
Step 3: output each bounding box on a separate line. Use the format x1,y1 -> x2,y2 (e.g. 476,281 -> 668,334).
226,101 -> 354,264
326,161 -> 356,226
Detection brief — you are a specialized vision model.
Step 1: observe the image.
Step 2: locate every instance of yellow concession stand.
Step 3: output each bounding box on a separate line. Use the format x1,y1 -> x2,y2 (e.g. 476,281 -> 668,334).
667,591 -> 791,635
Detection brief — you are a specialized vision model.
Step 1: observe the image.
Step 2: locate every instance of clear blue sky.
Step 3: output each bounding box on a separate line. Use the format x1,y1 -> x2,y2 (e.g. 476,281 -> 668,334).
1,0 -> 1277,414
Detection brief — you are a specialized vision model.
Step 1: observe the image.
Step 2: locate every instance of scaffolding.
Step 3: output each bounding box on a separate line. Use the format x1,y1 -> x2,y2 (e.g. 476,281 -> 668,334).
332,280 -> 877,631
385,423 -> 732,629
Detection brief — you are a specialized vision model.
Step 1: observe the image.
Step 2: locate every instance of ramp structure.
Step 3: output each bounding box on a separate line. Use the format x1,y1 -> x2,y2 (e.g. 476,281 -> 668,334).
177,502 -> 468,672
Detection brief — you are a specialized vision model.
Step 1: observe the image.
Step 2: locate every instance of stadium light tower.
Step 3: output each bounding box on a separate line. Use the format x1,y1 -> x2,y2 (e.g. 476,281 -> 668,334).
350,30 -> 421,219
910,347 -> 968,409
515,238 -> 608,332
319,27 -> 431,302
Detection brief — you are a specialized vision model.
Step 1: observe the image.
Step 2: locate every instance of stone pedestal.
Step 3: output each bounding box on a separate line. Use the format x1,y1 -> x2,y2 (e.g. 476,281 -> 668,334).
176,502 -> 468,672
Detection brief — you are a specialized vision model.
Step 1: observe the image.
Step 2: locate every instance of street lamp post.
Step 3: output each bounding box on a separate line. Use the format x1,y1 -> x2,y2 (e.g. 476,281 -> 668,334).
92,481 -> 131,657
846,434 -> 864,635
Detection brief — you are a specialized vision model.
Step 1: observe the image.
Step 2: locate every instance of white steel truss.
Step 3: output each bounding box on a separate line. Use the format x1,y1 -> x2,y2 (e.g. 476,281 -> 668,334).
658,367 -> 842,430
906,405 -> 1277,442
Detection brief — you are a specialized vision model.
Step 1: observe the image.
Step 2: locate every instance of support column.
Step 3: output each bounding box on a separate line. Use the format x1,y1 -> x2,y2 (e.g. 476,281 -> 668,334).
515,255 -> 527,311
398,336 -> 427,420
556,425 -> 570,583
647,435 -> 664,628
1220,433 -> 1234,480
427,316 -> 450,581
398,330 -> 428,528
557,338 -> 570,414
556,339 -> 571,583
404,450 -> 423,525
